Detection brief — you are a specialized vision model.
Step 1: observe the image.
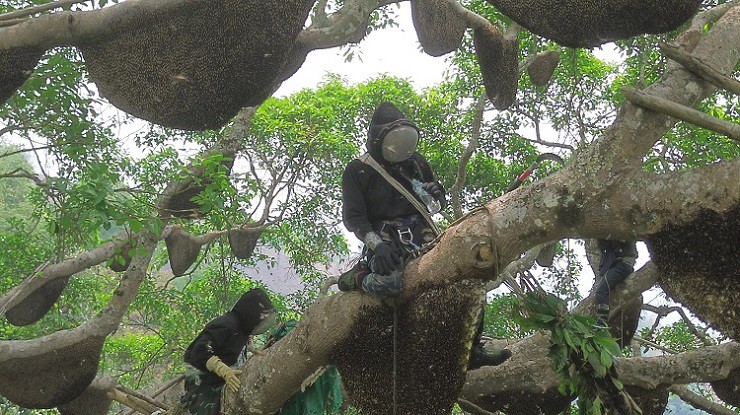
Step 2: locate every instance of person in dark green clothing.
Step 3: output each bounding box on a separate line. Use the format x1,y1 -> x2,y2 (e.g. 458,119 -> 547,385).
265,320 -> 343,415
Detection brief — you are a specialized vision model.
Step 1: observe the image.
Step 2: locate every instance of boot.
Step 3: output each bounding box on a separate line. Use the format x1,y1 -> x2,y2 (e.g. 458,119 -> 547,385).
337,261 -> 369,292
468,344 -> 512,370
596,304 -> 610,328
361,271 -> 403,297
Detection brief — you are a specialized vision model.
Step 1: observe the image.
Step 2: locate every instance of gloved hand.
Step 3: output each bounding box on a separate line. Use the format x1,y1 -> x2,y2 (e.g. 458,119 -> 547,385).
422,181 -> 443,201
206,356 -> 242,393
373,242 -> 402,275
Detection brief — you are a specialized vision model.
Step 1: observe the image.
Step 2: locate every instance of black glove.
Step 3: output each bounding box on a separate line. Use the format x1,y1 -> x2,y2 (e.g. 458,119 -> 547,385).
373,242 -> 402,275
422,182 -> 443,202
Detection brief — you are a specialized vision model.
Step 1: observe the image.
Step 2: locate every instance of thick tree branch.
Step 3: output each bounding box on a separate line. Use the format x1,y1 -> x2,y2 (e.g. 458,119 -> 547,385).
609,160 -> 740,237
660,41 -> 740,97
622,87 -> 740,142
0,0 -> 195,50
669,385 -> 738,415
0,230 -> 135,315
296,0 -> 400,50
618,342 -> 740,389
223,292 -> 382,415
0,232 -> 156,362
573,5 -> 740,175
0,0 -> 89,22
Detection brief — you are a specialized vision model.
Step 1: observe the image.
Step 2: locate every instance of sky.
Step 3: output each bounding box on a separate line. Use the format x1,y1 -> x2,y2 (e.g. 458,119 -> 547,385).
275,4 -> 449,97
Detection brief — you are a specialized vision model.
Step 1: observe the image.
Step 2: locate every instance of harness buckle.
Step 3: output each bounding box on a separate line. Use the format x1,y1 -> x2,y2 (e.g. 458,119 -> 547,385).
397,228 -> 420,250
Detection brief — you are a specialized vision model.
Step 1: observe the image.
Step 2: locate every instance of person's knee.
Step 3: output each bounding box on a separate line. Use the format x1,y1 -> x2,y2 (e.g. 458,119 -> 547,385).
361,270 -> 403,296
595,281 -> 610,304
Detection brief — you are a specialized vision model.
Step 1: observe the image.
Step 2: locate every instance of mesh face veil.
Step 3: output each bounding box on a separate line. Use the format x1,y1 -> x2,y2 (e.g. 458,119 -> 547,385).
380,124 -> 419,162
251,310 -> 277,335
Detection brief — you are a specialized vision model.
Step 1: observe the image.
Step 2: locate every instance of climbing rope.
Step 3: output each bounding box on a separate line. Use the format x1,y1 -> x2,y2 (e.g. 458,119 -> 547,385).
392,299 -> 398,415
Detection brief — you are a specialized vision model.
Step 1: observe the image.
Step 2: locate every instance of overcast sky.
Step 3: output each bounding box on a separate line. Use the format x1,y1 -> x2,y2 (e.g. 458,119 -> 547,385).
276,4 -> 449,97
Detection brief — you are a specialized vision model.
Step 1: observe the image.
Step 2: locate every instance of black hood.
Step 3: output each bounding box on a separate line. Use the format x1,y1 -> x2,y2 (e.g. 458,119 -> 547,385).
231,288 -> 274,334
366,102 -> 418,163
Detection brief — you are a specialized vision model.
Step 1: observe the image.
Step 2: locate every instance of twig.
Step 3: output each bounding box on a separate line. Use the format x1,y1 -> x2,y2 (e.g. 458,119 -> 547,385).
641,304 -> 714,346
0,17 -> 28,27
115,386 -> 169,411
457,398 -> 498,415
107,388 -> 160,415
622,87 -> 740,142
0,0 -> 88,21
319,276 -> 338,298
660,42 -> 740,96
632,336 -> 678,355
520,134 -> 576,151
117,374 -> 184,415
450,94 -> 486,219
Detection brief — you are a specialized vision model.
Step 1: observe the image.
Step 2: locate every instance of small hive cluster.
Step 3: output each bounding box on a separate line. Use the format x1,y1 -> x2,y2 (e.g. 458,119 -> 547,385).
607,294 -> 642,348
625,386 -> 669,415
0,47 -> 43,103
477,389 -> 572,414
711,368 -> 740,407
5,276 -> 71,326
527,50 -> 560,87
473,25 -> 519,110
57,378 -> 115,415
410,0 -> 467,57
0,335 -> 106,408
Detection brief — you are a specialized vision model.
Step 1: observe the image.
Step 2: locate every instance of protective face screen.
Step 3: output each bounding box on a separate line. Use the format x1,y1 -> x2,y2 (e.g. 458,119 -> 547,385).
251,311 -> 277,335
381,125 -> 419,162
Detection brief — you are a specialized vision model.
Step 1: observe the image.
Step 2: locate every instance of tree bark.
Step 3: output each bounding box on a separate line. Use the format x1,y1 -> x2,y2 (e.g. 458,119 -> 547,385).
220,5 -> 740,413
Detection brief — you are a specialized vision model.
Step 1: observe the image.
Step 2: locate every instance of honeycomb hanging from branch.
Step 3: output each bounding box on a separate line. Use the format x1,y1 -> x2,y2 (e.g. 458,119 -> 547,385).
484,0 -> 702,48
473,26 -> 519,110
0,47 -> 43,103
410,0 -> 467,57
78,0 -> 314,130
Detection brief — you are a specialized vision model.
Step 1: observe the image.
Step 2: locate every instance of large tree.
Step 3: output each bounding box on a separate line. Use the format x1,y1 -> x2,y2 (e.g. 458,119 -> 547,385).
1,1 -> 739,415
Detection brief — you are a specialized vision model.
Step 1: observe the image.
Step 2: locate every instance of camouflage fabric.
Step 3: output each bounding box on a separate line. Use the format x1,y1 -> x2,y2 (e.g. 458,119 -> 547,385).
358,214 -> 434,297
181,372 -> 223,415
361,267 -> 402,297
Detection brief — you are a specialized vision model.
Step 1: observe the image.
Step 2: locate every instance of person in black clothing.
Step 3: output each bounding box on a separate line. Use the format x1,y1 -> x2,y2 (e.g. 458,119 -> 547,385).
181,288 -> 276,415
594,239 -> 638,326
339,102 -> 443,296
338,101 -> 511,369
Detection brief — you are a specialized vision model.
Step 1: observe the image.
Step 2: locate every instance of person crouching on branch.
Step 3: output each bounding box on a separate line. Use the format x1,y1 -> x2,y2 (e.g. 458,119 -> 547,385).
338,101 -> 511,368
339,101 -> 443,296
181,288 -> 277,415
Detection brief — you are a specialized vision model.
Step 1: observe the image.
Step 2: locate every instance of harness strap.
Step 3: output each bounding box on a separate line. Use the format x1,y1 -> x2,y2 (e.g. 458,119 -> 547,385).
358,153 -> 441,236
392,300 -> 398,415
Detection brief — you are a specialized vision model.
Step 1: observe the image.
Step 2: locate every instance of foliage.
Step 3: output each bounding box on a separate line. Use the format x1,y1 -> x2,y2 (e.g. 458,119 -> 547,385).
515,287 -> 635,415
484,294 -> 532,339
640,320 -> 711,354
0,146 -> 35,225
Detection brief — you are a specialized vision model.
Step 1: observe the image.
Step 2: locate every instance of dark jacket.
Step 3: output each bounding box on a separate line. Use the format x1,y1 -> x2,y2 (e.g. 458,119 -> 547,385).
341,153 -> 443,242
597,239 -> 638,277
184,289 -> 273,385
